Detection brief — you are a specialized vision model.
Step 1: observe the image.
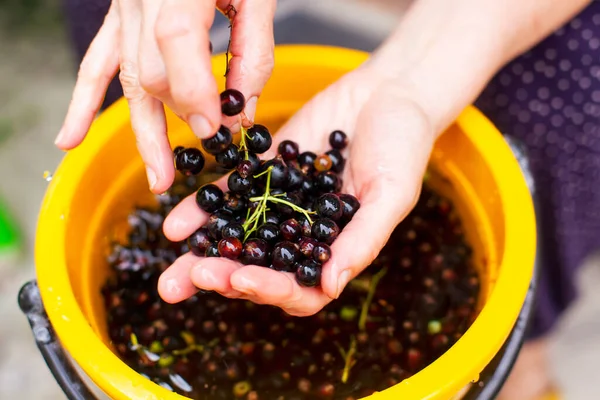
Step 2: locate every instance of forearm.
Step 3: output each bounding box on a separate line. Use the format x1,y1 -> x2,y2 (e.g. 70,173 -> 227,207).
367,0 -> 592,134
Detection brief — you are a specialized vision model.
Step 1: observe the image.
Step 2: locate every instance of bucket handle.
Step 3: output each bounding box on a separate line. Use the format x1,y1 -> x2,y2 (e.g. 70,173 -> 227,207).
18,280 -> 99,400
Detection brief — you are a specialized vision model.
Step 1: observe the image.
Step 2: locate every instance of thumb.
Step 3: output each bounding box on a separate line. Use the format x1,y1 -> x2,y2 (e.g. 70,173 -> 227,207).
321,89 -> 436,299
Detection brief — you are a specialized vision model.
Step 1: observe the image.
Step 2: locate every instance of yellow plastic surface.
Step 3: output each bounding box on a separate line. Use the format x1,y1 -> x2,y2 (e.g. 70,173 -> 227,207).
35,45 -> 536,400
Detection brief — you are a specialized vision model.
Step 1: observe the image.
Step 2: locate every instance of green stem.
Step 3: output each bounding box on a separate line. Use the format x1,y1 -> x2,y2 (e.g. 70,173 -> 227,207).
358,267 -> 388,331
335,337 -> 357,384
248,196 -> 316,224
242,166 -> 274,240
239,126 -> 249,161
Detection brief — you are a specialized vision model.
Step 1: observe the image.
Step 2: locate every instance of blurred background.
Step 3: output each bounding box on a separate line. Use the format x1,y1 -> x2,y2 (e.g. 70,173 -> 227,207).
1,0 -> 599,398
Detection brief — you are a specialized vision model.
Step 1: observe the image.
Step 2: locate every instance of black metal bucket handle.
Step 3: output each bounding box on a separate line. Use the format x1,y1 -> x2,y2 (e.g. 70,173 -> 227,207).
17,135 -> 540,400
18,280 -> 98,400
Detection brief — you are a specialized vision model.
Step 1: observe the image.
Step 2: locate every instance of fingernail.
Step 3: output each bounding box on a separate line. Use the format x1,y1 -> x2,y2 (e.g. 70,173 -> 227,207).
54,128 -> 65,145
189,114 -> 213,138
146,167 -> 157,190
336,270 -> 351,299
244,96 -> 258,123
232,276 -> 257,296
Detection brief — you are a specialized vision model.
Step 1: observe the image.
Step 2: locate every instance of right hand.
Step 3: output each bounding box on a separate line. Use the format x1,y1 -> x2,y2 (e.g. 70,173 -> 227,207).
55,0 -> 277,194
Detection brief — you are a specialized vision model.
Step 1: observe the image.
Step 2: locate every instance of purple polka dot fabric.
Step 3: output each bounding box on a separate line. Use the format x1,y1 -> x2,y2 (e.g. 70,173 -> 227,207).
475,3 -> 600,339
62,1 -> 600,340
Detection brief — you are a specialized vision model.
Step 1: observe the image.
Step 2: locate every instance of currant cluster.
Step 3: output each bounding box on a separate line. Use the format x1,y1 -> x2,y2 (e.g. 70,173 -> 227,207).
173,89 -> 358,288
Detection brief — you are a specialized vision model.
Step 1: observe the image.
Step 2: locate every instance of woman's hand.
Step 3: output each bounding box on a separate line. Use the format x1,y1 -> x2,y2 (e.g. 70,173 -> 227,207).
55,0 -> 276,194
156,65 -> 437,316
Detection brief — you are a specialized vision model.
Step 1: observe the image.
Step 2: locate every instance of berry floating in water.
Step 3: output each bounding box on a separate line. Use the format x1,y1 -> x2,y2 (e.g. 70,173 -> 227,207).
220,89 -> 245,117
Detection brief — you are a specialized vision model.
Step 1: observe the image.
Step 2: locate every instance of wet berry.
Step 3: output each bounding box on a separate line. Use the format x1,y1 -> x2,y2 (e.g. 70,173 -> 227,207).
246,124 -> 272,154
260,158 -> 288,188
173,146 -> 184,155
272,242 -> 299,272
187,228 -> 212,256
316,171 -> 339,193
295,259 -> 321,287
311,218 -> 339,244
286,167 -> 304,191
339,194 -> 360,222
312,243 -> 331,263
196,184 -> 224,213
215,144 -> 240,169
222,191 -> 247,214
218,237 -> 243,259
329,130 -> 348,150
222,222 -> 245,241
207,211 -> 232,240
326,149 -> 345,173
228,171 -> 253,194
205,242 -> 220,257
241,239 -> 269,266
299,237 -> 317,257
175,148 -> 205,176
297,151 -> 317,172
256,223 -> 280,244
280,219 -> 301,241
278,140 -> 299,161
236,159 -> 254,179
314,155 -> 332,172
201,126 -> 232,155
220,89 -> 245,116
315,193 -> 343,220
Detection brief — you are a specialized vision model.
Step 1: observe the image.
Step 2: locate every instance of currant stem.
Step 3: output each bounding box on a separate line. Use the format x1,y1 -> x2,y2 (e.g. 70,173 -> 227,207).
239,125 -> 249,161
242,166 -> 274,240
248,196 -> 316,224
336,336 -> 357,384
358,267 -> 388,331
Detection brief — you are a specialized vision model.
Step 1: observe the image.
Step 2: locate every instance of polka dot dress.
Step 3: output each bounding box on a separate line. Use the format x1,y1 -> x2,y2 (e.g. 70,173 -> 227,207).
475,2 -> 600,339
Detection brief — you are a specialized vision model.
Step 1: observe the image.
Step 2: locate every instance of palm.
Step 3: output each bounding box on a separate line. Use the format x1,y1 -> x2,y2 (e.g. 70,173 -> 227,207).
158,68 -> 435,316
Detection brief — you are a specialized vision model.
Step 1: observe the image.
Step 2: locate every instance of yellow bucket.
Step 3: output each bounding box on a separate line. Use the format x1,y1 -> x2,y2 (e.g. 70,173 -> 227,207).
31,45 -> 536,400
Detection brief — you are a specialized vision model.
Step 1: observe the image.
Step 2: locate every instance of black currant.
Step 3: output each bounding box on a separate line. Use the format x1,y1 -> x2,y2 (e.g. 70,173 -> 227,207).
236,159 -> 254,179
256,223 -> 280,244
326,149 -> 345,173
196,184 -> 224,213
316,171 -> 340,193
311,218 -> 340,244
299,237 -> 317,258
175,148 -> 205,176
220,89 -> 245,116
286,166 -> 304,191
218,237 -> 242,259
222,191 -> 247,215
312,243 -> 331,263
205,242 -> 220,257
297,151 -> 317,173
207,211 -> 232,240
215,144 -> 240,169
201,125 -> 232,155
329,130 -> 348,150
260,158 -> 288,188
315,193 -> 343,221
246,124 -> 272,154
241,239 -> 269,266
295,259 -> 322,287
221,222 -> 245,241
228,171 -> 253,194
278,140 -> 299,161
339,193 -> 361,222
272,241 -> 300,272
280,219 -> 301,242
187,228 -> 212,256
173,146 -> 185,155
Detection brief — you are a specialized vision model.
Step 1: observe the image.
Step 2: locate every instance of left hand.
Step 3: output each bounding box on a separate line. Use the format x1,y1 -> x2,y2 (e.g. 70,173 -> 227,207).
156,64 -> 436,316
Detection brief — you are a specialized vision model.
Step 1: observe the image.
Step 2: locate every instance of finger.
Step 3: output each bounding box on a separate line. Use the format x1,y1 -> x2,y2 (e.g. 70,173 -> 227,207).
56,3 -> 120,150
216,0 -> 276,127
158,252 -> 201,303
155,0 -> 220,139
230,266 -> 332,316
163,175 -> 229,242
321,92 -> 435,299
118,0 -> 175,193
189,257 -> 245,298
138,0 -> 169,97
